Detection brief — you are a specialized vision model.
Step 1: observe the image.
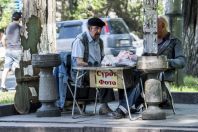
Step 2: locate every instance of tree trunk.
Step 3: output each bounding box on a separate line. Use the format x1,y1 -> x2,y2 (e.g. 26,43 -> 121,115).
14,0 -> 56,114
22,0 -> 56,54
183,0 -> 198,77
164,0 -> 185,85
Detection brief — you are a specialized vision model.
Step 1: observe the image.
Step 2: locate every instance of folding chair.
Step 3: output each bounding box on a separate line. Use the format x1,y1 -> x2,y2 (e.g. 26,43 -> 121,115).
161,81 -> 176,114
55,52 -> 96,115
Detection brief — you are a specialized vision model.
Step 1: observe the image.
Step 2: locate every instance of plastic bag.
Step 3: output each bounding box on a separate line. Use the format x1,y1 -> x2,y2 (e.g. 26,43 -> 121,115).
101,55 -> 117,66
101,50 -> 137,66
115,50 -> 137,66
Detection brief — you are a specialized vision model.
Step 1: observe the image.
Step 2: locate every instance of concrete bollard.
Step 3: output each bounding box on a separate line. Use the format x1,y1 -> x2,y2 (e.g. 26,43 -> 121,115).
137,56 -> 168,120
142,78 -> 166,120
32,53 -> 61,117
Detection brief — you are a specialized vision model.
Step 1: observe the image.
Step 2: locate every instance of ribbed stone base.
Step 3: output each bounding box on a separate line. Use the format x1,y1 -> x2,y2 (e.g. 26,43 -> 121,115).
142,106 -> 166,120
36,103 -> 61,117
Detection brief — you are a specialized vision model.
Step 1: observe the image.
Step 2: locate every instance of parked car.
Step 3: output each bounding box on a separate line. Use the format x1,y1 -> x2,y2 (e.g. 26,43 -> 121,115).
56,17 -> 135,56
130,33 -> 143,56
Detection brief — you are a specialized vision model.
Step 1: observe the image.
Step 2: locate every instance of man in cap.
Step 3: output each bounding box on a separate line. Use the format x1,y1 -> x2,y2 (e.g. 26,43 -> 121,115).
70,17 -> 114,115
0,12 -> 22,92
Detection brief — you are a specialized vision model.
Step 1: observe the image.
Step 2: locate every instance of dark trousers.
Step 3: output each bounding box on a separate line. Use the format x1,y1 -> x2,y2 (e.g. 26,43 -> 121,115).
82,71 -> 115,103
118,70 -> 144,108
99,89 -> 115,103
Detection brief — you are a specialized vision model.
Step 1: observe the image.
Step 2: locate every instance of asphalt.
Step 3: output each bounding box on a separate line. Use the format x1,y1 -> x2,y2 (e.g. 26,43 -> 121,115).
0,70 -> 16,90
0,102 -> 198,132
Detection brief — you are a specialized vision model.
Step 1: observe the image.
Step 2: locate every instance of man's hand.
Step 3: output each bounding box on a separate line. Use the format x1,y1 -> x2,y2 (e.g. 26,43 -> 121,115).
76,58 -> 88,66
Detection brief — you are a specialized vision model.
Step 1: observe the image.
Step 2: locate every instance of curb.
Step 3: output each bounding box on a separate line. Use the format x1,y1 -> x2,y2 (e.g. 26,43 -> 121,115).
0,92 -> 197,117
172,92 -> 198,104
0,104 -> 18,117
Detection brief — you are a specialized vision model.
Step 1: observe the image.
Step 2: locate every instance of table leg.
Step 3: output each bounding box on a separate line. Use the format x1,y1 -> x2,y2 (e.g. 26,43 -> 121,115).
67,82 -> 83,115
72,70 -> 81,118
122,75 -> 133,120
94,88 -> 99,114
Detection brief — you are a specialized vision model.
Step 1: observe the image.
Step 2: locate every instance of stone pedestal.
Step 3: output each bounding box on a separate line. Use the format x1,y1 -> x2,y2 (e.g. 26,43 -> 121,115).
137,56 -> 168,120
142,78 -> 166,120
32,53 -> 61,117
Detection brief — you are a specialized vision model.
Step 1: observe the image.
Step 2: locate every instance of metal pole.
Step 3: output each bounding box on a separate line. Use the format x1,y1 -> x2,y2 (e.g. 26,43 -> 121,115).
143,0 -> 158,54
138,0 -> 167,120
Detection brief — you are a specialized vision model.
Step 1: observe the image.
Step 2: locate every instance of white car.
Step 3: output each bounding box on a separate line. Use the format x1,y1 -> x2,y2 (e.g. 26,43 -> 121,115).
130,33 -> 143,56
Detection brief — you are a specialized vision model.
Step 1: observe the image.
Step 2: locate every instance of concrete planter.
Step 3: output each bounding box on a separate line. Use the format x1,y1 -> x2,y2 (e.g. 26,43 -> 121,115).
0,104 -> 17,117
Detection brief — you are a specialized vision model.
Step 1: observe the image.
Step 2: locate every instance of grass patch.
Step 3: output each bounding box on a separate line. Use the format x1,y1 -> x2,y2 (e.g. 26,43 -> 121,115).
0,91 -> 15,104
0,76 -> 197,104
171,76 -> 198,92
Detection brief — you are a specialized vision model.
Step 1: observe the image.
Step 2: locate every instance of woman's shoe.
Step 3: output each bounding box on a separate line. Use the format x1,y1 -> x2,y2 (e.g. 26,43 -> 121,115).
98,104 -> 112,115
131,104 -> 144,113
111,108 -> 126,119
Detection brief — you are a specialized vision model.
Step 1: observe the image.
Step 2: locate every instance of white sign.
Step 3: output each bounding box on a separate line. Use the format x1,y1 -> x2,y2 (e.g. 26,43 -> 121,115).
95,70 -> 118,88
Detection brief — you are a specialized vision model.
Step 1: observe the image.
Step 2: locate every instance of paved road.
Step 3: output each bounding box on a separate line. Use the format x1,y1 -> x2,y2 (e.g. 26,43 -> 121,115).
0,70 -> 16,90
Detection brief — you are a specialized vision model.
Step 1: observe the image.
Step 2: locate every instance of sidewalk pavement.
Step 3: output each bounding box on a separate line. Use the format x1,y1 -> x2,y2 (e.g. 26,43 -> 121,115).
0,70 -> 16,91
0,102 -> 198,132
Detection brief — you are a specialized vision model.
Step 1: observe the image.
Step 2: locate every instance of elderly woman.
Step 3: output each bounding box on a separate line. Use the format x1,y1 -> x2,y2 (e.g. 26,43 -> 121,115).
111,15 -> 185,119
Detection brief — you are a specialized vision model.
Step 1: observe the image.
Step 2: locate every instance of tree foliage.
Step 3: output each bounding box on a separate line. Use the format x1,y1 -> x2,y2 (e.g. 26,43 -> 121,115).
0,0 -> 13,29
57,0 -> 164,37
57,0 -> 143,35
71,0 -> 107,19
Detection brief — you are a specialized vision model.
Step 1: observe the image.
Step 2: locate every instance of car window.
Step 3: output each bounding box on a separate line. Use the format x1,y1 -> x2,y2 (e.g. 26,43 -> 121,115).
57,25 -> 82,39
108,20 -> 129,34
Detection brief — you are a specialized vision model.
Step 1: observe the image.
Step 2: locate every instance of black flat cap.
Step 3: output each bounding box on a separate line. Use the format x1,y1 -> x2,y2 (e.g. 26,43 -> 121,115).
88,17 -> 105,27
12,12 -> 22,21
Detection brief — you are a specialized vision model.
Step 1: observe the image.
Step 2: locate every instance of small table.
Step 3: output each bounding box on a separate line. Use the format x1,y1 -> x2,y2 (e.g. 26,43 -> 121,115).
72,66 -> 135,120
